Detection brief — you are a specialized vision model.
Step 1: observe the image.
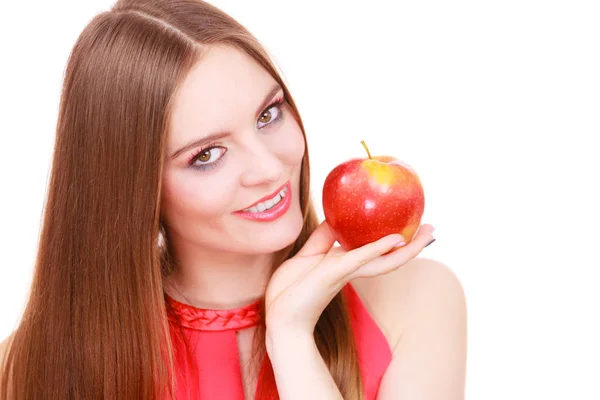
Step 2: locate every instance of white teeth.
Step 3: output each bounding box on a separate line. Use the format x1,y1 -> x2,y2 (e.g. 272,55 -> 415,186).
242,186 -> 288,213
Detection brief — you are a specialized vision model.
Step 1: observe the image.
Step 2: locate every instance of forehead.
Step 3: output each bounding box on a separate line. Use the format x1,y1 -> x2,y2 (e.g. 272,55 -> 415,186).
169,45 -> 276,145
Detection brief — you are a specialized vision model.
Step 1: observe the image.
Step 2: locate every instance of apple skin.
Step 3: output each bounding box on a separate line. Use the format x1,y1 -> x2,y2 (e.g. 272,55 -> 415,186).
322,155 -> 425,251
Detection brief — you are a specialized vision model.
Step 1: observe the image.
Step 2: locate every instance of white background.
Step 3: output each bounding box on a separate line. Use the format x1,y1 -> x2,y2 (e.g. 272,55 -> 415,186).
1,1 -> 599,398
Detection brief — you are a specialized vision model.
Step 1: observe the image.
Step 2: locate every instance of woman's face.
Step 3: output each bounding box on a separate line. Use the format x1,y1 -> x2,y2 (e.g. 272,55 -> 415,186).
161,45 -> 305,256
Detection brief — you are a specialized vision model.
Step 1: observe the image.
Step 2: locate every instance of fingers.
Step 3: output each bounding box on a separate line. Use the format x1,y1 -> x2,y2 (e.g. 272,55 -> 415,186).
340,232 -> 406,273
295,219 -> 337,257
348,224 -> 436,279
300,223 -> 434,292
305,232 -> 405,289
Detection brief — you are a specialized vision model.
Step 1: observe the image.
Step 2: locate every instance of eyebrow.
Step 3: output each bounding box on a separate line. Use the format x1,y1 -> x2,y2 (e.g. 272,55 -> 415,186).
169,83 -> 283,160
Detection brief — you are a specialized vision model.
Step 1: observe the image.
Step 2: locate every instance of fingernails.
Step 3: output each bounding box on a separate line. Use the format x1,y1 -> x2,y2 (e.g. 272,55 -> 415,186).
425,238 -> 436,248
393,241 -> 406,248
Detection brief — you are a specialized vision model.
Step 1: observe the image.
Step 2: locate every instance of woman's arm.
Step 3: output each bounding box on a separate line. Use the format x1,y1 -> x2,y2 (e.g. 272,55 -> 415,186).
262,220 -> 435,399
265,329 -> 344,400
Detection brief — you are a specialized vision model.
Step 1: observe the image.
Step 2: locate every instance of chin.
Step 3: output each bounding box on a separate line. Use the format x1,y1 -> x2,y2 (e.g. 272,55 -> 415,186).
241,204 -> 304,255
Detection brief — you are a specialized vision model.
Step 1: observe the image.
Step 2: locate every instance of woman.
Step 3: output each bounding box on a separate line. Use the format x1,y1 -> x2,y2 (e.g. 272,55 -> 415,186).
0,0 -> 467,398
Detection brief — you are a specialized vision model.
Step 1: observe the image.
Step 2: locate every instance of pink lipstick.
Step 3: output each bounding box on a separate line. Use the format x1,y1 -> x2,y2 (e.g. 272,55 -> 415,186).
233,181 -> 292,222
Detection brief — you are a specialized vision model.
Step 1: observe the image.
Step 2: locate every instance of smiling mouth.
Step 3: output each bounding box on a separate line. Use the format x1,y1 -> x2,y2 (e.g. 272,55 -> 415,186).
237,181 -> 290,213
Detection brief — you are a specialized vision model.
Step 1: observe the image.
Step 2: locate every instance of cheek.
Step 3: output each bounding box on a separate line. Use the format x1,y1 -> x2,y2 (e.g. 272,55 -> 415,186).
162,171 -> 235,219
276,123 -> 305,165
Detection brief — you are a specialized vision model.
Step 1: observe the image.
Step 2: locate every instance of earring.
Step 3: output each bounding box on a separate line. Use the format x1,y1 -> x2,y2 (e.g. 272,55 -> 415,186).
157,230 -> 166,249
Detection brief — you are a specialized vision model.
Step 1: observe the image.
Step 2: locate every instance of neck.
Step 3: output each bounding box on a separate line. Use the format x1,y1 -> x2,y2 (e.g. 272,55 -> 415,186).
164,239 -> 275,310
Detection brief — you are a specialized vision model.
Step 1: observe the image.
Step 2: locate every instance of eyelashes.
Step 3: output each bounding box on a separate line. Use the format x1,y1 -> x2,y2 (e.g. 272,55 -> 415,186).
257,94 -> 285,128
188,144 -> 227,172
187,94 -> 287,172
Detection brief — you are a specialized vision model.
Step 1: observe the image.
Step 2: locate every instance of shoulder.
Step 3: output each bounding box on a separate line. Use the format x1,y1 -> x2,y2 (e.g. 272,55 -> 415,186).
350,256 -> 466,351
352,257 -> 468,398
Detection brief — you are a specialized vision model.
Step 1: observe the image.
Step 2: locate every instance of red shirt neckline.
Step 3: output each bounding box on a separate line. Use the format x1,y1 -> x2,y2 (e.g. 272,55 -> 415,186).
165,293 -> 262,331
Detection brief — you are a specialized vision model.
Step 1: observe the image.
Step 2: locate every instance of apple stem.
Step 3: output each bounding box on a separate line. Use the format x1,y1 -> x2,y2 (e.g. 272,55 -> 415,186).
360,140 -> 372,159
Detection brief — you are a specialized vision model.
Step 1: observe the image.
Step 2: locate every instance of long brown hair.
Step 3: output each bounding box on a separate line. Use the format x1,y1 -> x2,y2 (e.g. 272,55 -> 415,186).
0,1 -> 364,398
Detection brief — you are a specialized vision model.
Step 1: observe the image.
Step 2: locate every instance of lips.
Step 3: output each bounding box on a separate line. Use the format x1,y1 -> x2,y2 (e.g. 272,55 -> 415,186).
238,180 -> 290,211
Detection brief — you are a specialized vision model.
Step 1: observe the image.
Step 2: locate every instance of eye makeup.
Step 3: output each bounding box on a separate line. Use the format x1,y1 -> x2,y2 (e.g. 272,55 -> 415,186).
186,94 -> 287,172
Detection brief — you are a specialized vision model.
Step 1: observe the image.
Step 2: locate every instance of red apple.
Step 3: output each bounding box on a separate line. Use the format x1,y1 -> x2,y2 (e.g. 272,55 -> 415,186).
322,141 -> 425,251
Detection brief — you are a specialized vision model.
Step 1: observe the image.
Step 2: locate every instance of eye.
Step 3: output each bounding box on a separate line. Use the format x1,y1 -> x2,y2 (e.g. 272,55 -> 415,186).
188,146 -> 227,171
257,98 -> 284,129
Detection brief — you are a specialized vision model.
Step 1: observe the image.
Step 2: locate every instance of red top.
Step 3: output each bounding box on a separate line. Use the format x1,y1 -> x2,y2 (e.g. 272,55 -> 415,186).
166,282 -> 392,399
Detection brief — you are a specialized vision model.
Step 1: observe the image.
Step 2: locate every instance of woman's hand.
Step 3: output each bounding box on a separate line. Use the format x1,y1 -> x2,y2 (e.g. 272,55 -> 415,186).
264,220 -> 436,337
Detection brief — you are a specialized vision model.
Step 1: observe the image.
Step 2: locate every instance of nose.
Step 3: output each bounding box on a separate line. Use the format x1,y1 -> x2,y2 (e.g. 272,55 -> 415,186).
239,140 -> 283,187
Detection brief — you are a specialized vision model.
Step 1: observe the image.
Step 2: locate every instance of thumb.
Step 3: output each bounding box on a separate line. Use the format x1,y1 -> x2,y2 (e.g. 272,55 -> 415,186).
296,219 -> 337,257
